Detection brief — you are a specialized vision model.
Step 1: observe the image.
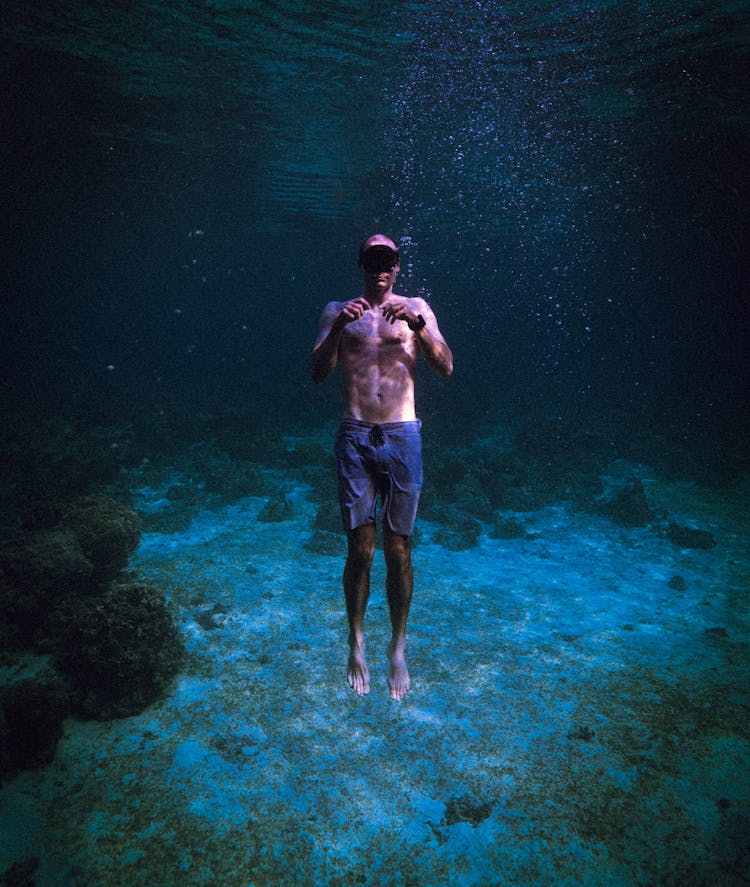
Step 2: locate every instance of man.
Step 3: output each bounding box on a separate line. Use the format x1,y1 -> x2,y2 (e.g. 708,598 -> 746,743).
309,234 -> 453,700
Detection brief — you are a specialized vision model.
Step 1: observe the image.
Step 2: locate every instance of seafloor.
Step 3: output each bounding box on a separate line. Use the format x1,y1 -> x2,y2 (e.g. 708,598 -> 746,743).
1,407 -> 748,886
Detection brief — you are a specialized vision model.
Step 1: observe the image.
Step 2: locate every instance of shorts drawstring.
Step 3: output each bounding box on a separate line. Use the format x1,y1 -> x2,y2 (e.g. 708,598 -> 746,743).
368,424 -> 386,447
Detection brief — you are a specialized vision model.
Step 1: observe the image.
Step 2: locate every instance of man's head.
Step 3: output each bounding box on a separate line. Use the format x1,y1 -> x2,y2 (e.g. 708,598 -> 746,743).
358,234 -> 400,275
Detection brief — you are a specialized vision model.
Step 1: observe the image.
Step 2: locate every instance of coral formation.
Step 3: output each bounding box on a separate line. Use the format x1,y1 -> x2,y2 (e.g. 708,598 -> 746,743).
597,480 -> 654,527
431,506 -> 482,550
0,666 -> 70,783
489,516 -> 526,539
665,523 -> 717,549
0,528 -> 94,646
51,582 -> 184,720
305,529 -> 345,556
257,496 -> 294,522
0,855 -> 38,886
443,795 -> 494,827
0,495 -> 141,647
305,503 -> 346,555
0,490 -> 182,780
59,495 -> 141,582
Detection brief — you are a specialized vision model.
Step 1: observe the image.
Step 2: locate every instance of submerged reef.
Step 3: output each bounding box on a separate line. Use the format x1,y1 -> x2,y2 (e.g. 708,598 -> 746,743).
0,528 -> 94,647
443,795 -> 494,827
0,855 -> 38,886
595,480 -> 655,528
305,504 -> 346,556
0,495 -> 141,647
0,491 -> 183,778
665,522 -> 718,550
489,515 -> 526,539
58,494 -> 142,582
50,582 -> 184,720
257,495 -> 294,522
428,505 -> 483,551
0,665 -> 70,783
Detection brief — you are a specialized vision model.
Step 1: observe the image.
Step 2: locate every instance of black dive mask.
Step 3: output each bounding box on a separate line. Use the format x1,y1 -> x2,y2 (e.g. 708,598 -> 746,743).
361,245 -> 399,274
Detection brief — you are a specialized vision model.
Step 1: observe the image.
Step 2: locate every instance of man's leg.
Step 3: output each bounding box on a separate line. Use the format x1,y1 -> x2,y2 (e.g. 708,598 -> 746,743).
344,524 -> 376,695
383,527 -> 413,701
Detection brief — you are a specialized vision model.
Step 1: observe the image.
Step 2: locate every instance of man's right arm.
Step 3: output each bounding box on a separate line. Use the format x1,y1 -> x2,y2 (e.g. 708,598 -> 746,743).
309,298 -> 370,383
309,302 -> 344,384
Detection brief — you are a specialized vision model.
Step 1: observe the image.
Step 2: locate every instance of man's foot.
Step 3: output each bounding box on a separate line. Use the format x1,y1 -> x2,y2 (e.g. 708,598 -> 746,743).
387,639 -> 410,701
347,636 -> 370,696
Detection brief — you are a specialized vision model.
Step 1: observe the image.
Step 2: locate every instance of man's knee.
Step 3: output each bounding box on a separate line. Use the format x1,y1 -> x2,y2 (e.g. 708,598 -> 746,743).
384,530 -> 412,572
346,526 -> 375,568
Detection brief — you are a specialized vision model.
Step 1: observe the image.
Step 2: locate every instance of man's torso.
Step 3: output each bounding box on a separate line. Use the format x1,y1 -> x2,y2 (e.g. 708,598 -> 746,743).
338,297 -> 422,423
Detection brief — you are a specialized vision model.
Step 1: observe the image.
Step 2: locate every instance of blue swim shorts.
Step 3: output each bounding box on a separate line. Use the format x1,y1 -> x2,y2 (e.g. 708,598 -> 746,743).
335,419 -> 423,536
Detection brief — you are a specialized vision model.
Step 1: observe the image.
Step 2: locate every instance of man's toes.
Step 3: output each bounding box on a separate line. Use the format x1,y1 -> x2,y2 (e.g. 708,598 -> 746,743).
348,667 -> 369,695
388,679 -> 408,701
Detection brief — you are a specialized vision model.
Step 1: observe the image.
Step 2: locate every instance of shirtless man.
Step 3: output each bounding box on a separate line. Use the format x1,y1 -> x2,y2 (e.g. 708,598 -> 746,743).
309,234 -> 453,700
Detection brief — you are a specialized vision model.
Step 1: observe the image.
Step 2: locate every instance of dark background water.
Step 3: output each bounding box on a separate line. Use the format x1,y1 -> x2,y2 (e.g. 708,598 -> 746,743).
2,0 -> 749,458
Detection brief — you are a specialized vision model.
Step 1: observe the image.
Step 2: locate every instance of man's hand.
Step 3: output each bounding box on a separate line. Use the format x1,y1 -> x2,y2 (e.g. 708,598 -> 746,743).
334,298 -> 371,329
382,299 -> 423,331
310,297 -> 371,383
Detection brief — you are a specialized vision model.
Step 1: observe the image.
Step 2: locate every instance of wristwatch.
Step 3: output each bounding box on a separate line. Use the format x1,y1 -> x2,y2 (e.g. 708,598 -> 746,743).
409,314 -> 427,332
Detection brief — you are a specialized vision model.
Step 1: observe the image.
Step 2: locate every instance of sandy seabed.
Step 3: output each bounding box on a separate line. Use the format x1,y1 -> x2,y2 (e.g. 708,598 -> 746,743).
1,445 -> 748,886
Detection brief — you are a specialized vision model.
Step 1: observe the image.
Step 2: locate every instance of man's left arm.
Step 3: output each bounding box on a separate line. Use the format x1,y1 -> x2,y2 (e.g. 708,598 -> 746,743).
382,298 -> 453,377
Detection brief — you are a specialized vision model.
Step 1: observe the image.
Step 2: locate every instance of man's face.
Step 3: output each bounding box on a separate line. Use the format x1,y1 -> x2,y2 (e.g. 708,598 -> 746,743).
360,239 -> 400,290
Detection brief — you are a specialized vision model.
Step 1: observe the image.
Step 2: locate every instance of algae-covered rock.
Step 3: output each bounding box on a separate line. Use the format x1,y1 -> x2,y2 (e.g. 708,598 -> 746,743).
257,497 -> 294,523
443,795 -> 494,827
59,495 -> 141,582
599,481 -> 654,528
0,529 -> 94,642
665,523 -> 717,550
0,497 -> 148,660
0,855 -> 38,886
431,507 -> 482,551
305,529 -> 345,556
313,503 -> 343,534
0,666 -> 70,783
305,506 -> 348,553
489,516 -> 526,539
52,583 -> 184,720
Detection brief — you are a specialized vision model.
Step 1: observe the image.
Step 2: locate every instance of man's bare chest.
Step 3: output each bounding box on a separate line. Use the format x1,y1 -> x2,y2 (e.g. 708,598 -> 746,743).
344,310 -> 406,347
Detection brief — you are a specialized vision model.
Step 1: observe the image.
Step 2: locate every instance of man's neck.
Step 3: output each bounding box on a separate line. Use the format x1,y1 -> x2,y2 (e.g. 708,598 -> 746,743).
363,284 -> 394,306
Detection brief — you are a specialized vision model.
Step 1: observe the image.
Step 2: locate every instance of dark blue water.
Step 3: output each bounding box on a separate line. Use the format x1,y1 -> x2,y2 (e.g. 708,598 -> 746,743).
2,0 -> 748,455
2,4 -> 750,885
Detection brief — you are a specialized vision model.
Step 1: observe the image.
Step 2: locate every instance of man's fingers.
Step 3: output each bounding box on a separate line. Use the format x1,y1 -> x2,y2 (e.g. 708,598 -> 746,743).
338,305 -> 360,326
347,298 -> 370,318
383,305 -> 410,325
